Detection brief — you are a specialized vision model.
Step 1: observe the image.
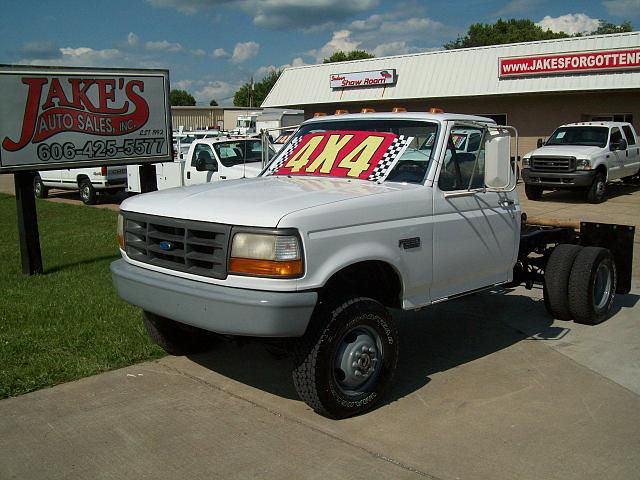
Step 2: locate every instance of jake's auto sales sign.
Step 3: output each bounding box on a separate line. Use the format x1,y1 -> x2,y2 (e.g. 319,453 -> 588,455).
0,65 -> 171,172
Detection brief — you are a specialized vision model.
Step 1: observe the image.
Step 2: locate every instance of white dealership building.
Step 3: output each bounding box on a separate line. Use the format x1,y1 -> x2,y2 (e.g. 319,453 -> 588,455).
262,31 -> 640,156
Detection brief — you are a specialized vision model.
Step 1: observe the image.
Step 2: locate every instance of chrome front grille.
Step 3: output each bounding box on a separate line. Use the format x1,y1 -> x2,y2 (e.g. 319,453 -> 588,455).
530,156 -> 575,172
123,212 -> 231,279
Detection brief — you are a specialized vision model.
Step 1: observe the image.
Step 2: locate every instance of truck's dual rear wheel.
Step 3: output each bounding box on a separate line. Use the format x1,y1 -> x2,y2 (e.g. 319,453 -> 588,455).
544,245 -> 616,324
292,297 -> 399,419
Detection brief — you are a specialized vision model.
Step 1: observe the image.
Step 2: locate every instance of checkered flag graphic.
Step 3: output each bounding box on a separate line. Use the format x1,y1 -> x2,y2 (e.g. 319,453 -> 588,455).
367,135 -> 411,182
265,136 -> 303,175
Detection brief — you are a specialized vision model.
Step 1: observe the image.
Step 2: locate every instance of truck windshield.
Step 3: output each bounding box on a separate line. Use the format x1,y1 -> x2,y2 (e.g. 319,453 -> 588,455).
267,119 -> 439,184
545,127 -> 608,148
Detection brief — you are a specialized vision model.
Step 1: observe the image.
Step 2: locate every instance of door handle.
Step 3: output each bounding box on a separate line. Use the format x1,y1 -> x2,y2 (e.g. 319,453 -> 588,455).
187,172 -> 191,179
220,175 -> 226,179
500,200 -> 515,207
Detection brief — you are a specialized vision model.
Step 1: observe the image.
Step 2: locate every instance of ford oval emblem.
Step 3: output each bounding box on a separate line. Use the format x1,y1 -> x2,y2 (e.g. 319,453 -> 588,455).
159,241 -> 173,251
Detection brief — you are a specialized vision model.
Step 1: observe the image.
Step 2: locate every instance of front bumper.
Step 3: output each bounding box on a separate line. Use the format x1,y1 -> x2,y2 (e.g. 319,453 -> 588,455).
521,169 -> 596,188
111,259 -> 317,337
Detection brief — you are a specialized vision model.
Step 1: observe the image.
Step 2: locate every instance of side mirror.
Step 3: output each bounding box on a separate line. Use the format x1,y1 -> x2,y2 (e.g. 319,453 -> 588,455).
618,138 -> 628,150
537,138 -> 544,148
485,128 -> 515,191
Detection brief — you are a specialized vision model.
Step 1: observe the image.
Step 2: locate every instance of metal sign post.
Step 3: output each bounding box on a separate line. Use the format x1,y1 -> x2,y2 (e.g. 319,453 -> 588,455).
13,171 -> 43,275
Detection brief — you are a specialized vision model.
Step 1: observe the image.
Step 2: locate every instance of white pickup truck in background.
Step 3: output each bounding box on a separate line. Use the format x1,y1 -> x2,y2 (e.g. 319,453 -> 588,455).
521,122 -> 640,203
112,111 -> 634,419
128,137 -> 275,193
34,166 -> 127,204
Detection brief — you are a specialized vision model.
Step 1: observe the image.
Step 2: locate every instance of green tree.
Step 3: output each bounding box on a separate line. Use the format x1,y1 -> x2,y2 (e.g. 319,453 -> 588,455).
444,18 -> 634,49
169,89 -> 196,106
233,70 -> 282,107
444,19 -> 569,49
588,20 -> 633,35
209,99 -> 219,106
323,50 -> 375,63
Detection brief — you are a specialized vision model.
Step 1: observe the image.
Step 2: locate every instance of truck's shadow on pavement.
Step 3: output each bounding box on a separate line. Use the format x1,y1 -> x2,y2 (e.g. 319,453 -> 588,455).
188,289 -> 637,408
535,180 -> 640,203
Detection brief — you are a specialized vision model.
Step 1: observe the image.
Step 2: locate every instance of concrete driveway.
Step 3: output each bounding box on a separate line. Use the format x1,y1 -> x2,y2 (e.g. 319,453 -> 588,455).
1,177 -> 639,479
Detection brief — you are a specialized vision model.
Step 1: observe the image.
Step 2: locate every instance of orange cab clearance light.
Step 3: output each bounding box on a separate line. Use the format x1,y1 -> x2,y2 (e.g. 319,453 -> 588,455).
360,107 -> 376,113
392,107 -> 407,113
229,258 -> 303,277
428,107 -> 444,113
335,109 -> 349,115
313,112 -> 327,117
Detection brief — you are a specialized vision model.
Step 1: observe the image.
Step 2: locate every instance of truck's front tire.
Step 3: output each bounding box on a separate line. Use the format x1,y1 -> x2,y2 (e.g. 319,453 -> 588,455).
568,247 -> 617,325
143,311 -> 219,355
586,172 -> 606,204
79,178 -> 97,205
525,184 -> 543,200
543,244 -> 583,320
292,297 -> 399,419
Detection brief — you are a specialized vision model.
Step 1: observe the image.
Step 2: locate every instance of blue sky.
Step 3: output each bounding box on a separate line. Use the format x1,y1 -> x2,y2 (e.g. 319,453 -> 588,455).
1,0 -> 637,105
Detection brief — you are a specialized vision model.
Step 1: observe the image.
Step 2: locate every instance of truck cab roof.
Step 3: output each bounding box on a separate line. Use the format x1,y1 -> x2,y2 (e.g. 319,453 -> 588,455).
558,121 -> 634,129
303,111 -> 498,125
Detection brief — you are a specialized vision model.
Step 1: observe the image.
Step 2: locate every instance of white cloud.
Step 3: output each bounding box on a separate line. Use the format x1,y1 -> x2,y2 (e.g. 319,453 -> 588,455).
312,30 -> 361,62
146,0 -> 379,30
230,41 -> 260,63
536,13 -> 601,35
254,57 -> 306,79
145,40 -> 183,52
173,79 -> 194,90
603,0 -> 640,16
191,48 -> 206,56
145,0 -> 235,15
20,47 -> 125,67
309,11 -> 446,62
212,47 -> 229,58
194,80 -> 242,105
127,32 -> 139,47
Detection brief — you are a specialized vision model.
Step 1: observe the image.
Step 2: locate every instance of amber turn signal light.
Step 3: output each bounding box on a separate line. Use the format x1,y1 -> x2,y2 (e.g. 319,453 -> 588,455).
229,258 -> 303,277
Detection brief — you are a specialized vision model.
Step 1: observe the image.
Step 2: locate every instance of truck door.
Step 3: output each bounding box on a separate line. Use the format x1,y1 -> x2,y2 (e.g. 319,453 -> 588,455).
431,123 -> 519,301
608,127 -> 625,179
621,125 -> 640,177
185,143 -> 219,186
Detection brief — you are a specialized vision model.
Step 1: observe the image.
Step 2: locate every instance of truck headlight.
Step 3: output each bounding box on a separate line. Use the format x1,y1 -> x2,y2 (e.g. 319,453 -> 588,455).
575,158 -> 592,170
117,213 -> 124,249
229,232 -> 303,277
522,157 -> 530,168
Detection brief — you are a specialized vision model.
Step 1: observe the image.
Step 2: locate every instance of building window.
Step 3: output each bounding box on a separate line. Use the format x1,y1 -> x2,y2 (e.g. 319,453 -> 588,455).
586,113 -> 633,123
477,113 -> 507,125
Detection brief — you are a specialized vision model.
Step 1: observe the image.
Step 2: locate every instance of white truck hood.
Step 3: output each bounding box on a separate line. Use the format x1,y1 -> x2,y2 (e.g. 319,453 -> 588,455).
527,145 -> 603,158
120,176 -> 406,227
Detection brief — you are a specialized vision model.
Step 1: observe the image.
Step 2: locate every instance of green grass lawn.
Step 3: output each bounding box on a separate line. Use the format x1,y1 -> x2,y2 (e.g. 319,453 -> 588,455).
0,194 -> 164,399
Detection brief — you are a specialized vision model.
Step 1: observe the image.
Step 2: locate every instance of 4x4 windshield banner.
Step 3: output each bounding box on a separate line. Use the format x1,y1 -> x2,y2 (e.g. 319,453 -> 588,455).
265,131 -> 412,182
0,65 -> 171,172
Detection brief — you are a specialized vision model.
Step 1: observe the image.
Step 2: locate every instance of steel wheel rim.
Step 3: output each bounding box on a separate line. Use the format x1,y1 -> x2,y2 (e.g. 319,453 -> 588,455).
593,262 -> 612,310
81,185 -> 90,201
35,181 -> 41,196
333,325 -> 383,396
596,180 -> 605,196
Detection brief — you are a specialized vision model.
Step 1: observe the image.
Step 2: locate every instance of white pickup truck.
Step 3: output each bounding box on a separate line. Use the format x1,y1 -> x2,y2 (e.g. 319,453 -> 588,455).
128,137 -> 274,192
111,111 -> 634,418
34,166 -> 127,204
521,122 -> 640,203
